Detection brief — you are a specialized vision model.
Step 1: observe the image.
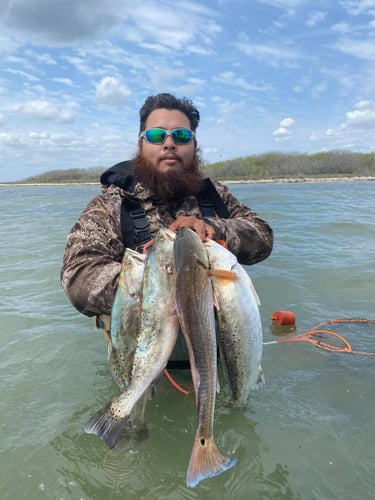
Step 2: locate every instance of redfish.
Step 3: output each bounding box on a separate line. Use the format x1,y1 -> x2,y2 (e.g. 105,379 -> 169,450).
173,227 -> 237,488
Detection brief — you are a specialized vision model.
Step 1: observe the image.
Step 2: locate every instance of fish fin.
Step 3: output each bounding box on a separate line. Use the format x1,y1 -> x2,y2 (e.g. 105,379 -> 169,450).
182,332 -> 200,407
190,357 -> 200,409
248,278 -> 261,306
209,269 -> 237,284
149,383 -> 157,399
195,254 -> 209,271
124,394 -> 149,445
85,400 -> 129,449
186,434 -> 237,488
215,239 -> 228,248
212,288 -> 220,310
251,365 -> 265,390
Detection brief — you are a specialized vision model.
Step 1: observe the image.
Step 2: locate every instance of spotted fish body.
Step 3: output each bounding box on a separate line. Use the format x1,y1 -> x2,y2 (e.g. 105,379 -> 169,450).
105,248 -> 150,438
85,228 -> 179,448
205,239 -> 264,406
108,248 -> 146,390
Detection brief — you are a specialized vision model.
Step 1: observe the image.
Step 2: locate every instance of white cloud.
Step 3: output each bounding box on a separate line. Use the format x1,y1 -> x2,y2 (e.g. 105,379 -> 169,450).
96,76 -> 131,107
24,49 -> 57,64
235,37 -> 304,67
0,112 -> 5,126
16,100 -> 76,122
306,11 -> 327,27
346,107 -> 375,128
272,117 -> 295,141
331,22 -> 351,34
256,0 -> 303,10
121,2 -> 222,52
280,117 -> 295,127
340,0 -> 375,16
312,81 -> 328,98
5,68 -> 39,81
326,128 -> 337,137
146,66 -> 186,92
214,72 -> 272,92
52,78 -> 74,86
355,99 -> 375,109
333,38 -> 375,60
309,100 -> 375,149
272,126 -> 293,141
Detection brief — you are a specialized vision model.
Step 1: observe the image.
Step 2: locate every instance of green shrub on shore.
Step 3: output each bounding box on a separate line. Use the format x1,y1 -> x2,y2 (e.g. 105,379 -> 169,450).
204,150 -> 375,181
13,167 -> 106,184
9,150 -> 375,184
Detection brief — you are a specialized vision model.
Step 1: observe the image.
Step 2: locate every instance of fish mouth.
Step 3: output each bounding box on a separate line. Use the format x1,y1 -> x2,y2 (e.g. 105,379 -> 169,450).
126,248 -> 147,261
162,228 -> 177,241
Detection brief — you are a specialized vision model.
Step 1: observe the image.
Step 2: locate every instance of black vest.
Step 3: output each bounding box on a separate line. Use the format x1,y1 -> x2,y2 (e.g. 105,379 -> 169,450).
100,160 -> 229,252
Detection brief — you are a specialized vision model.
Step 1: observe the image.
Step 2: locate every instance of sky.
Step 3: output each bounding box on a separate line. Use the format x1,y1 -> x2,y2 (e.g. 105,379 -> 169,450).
1,0 -> 375,182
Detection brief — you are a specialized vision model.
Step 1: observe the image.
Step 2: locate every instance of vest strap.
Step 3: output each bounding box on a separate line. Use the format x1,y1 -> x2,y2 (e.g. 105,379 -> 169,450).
121,198 -> 152,252
120,179 -> 229,251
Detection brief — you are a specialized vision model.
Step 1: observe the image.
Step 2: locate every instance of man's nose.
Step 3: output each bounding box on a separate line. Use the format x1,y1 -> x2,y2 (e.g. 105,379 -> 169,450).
163,135 -> 176,149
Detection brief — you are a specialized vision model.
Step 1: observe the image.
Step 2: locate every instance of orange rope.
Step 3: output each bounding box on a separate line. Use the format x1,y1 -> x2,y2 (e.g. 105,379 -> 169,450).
164,318 -> 375,395
163,369 -> 190,395
275,318 -> 375,356
277,328 -> 352,352
142,239 -> 154,253
312,318 -> 375,356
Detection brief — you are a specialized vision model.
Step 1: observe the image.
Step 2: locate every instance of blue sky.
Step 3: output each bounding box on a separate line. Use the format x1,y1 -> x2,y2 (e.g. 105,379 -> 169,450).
1,0 -> 375,182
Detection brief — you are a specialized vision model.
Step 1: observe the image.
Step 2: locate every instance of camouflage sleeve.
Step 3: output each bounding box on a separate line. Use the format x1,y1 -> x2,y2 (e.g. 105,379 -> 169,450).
61,189 -> 124,317
203,181 -> 273,265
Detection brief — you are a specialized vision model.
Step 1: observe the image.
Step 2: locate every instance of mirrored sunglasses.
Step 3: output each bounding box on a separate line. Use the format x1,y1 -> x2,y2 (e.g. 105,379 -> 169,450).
139,127 -> 195,145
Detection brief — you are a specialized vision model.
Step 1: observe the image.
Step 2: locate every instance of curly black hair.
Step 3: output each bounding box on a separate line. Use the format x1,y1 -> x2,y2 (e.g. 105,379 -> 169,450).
139,93 -> 200,133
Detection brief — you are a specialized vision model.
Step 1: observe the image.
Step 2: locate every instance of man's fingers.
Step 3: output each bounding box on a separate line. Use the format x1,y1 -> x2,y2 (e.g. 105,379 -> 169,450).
168,215 -> 215,242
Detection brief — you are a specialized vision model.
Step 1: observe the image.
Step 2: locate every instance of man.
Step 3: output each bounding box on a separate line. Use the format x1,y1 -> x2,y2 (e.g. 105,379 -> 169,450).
61,93 -> 273,355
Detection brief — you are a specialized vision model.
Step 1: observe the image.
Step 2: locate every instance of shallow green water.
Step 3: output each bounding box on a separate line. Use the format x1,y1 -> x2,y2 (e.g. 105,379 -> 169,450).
1,182 -> 374,499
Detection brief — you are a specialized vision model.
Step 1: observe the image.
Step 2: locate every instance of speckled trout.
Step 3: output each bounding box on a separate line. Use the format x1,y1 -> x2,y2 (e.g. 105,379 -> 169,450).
106,248 -> 150,439
85,228 -> 179,448
173,227 -> 237,488
109,248 -> 146,389
204,239 -> 264,406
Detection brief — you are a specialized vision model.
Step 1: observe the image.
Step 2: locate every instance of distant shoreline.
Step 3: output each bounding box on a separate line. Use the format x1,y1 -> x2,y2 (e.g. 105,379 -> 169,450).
1,176 -> 375,187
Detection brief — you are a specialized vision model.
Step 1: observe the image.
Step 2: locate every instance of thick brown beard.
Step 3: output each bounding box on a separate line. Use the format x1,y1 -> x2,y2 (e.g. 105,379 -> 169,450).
133,150 -> 204,202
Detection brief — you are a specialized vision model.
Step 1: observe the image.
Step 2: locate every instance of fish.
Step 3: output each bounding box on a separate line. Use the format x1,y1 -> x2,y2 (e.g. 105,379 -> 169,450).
108,247 -> 146,389
106,248 -> 151,440
85,228 -> 179,448
173,227 -> 237,488
204,239 -> 264,406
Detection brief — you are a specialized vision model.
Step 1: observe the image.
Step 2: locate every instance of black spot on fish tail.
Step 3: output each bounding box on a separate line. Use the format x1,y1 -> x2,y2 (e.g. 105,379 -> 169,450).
85,400 -> 129,449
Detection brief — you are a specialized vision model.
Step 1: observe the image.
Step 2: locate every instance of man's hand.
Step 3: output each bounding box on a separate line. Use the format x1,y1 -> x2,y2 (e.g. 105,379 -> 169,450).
169,215 -> 215,242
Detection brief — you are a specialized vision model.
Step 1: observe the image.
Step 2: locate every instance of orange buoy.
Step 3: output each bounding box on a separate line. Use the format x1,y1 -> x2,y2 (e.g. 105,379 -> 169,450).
270,310 -> 296,326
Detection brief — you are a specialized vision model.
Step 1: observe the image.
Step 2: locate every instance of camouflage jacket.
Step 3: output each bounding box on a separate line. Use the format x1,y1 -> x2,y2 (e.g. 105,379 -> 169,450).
61,163 -> 273,317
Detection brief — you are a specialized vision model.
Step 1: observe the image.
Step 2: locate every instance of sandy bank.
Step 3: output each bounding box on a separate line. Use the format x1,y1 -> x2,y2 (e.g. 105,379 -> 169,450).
1,176 -> 375,187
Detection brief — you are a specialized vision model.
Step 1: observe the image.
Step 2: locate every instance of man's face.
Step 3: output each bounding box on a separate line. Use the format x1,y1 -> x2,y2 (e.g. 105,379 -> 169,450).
138,108 -> 196,174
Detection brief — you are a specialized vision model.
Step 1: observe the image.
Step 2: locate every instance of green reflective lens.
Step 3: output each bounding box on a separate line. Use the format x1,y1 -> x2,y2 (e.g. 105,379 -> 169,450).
172,128 -> 192,144
145,128 -> 167,144
142,128 -> 194,145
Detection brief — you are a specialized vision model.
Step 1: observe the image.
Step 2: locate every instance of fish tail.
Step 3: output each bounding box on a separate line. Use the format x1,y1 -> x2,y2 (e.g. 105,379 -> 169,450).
186,433 -> 237,488
85,400 -> 129,449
